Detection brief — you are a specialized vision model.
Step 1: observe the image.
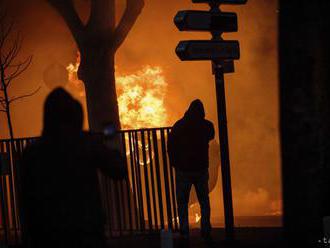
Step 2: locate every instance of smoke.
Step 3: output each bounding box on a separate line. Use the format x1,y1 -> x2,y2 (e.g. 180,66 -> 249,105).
0,0 -> 280,225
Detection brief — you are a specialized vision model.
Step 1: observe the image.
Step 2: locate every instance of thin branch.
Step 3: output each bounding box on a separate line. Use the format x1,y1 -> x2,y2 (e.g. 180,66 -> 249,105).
47,0 -> 85,48
5,56 -> 32,85
2,33 -> 22,69
0,21 -> 14,48
111,0 -> 144,51
9,86 -> 41,104
0,99 -> 6,109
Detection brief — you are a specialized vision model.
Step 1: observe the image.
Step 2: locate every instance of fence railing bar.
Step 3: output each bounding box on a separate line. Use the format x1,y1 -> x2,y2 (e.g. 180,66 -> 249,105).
114,180 -> 123,236
140,131 -> 153,231
121,133 -> 133,233
152,130 -> 165,229
147,130 -> 159,230
166,129 -> 179,231
0,165 -> 9,243
5,141 -> 19,241
133,131 -> 145,231
160,130 -> 173,230
128,132 -> 140,231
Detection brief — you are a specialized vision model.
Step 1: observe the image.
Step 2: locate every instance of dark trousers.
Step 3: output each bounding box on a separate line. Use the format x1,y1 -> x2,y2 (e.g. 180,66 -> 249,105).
175,170 -> 211,236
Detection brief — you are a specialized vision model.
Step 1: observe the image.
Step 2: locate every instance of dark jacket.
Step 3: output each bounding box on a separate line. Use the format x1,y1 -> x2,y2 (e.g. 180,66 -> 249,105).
20,88 -> 126,242
167,100 -> 215,172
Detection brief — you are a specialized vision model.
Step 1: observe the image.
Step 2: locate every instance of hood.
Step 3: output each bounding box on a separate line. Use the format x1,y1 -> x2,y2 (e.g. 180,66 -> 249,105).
42,87 -> 83,138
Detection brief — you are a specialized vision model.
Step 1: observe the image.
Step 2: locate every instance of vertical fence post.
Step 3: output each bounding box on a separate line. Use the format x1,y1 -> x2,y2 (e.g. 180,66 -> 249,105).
120,132 -> 133,233
140,131 -> 153,231
128,132 -> 140,231
160,129 -> 173,230
152,130 -> 165,230
133,131 -> 145,231
147,130 -> 159,231
0,141 -> 9,244
166,128 -> 179,231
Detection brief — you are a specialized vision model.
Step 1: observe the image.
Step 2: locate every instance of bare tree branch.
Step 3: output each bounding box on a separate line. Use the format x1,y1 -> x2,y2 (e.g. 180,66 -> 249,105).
47,0 -> 85,48
111,0 -> 144,51
2,33 -> 22,69
5,56 -> 32,85
9,86 -> 41,104
0,21 -> 14,48
0,6 -> 33,140
0,101 -> 6,110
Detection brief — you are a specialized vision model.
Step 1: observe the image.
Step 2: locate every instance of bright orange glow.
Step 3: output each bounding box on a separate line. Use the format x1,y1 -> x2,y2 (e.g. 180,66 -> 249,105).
195,213 -> 201,224
66,53 -> 85,98
66,54 -> 168,129
116,66 -> 167,129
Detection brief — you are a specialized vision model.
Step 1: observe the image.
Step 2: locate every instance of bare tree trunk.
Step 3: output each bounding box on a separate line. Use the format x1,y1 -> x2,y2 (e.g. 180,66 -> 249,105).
78,0 -> 120,132
82,53 -> 120,131
0,63 -> 14,140
3,87 -> 14,140
47,0 -> 144,132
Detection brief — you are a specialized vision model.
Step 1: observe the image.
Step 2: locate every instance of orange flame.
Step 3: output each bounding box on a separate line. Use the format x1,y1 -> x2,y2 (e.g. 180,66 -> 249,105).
116,66 -> 167,129
66,54 -> 168,129
66,53 -> 85,97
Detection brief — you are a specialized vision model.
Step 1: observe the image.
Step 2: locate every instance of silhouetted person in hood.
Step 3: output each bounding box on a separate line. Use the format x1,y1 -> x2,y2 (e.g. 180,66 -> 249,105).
168,99 -> 215,241
20,88 -> 126,248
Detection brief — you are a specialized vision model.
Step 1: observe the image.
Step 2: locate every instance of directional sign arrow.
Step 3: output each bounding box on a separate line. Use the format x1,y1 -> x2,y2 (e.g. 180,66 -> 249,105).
192,0 -> 247,4
176,40 -> 240,61
174,11 -> 237,32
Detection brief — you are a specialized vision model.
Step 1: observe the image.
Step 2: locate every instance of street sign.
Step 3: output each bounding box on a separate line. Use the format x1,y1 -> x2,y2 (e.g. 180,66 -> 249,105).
192,0 -> 247,4
174,11 -> 237,32
176,40 -> 240,61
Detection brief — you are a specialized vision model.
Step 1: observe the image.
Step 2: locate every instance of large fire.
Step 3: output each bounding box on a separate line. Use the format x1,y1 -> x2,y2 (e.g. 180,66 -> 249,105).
66,53 -> 168,129
116,66 -> 167,129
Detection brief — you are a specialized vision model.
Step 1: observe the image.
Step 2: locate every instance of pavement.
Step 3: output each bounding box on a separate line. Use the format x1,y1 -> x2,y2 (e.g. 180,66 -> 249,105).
108,228 -> 284,248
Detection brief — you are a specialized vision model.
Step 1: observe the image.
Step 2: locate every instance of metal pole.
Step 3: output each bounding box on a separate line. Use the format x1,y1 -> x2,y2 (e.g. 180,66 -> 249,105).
213,62 -> 235,240
208,2 -> 235,240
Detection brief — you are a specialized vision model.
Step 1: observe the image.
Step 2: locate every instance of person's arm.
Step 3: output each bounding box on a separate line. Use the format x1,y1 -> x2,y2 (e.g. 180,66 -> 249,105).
93,142 -> 127,180
167,124 -> 179,168
208,121 -> 215,141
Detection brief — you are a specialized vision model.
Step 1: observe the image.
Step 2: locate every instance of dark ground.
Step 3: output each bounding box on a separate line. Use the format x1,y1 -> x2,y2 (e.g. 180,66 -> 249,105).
108,228 -> 284,248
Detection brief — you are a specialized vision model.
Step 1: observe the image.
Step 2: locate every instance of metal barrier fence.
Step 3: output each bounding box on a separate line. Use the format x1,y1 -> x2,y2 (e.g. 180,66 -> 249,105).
0,127 -> 178,245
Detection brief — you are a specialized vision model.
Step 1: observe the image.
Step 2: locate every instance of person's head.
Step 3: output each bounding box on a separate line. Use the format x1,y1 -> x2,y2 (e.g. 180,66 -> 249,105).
185,99 -> 205,120
42,87 -> 83,138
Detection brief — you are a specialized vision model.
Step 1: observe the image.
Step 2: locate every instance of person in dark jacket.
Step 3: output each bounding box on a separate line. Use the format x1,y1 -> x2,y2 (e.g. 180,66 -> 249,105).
168,99 -> 215,239
20,88 -> 126,248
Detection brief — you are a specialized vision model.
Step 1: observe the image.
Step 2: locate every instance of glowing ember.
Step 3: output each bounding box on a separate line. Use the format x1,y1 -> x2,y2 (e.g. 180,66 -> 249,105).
66,54 -> 168,129
189,203 -> 202,224
66,53 -> 85,97
195,213 -> 201,223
